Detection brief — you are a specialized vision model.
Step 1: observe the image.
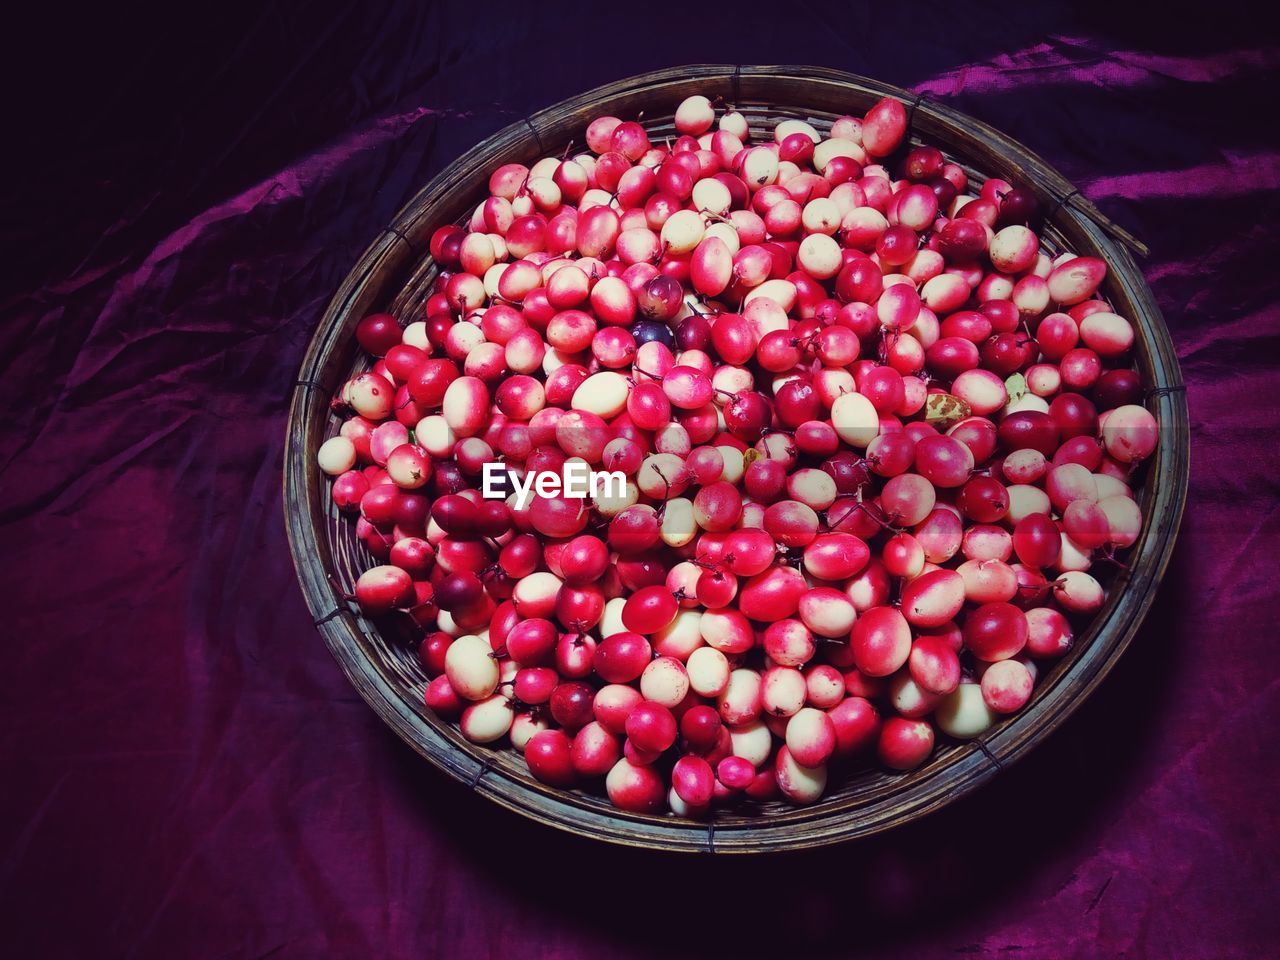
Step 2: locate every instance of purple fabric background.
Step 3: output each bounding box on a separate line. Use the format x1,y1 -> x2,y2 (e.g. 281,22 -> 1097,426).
4,4 -> 1278,957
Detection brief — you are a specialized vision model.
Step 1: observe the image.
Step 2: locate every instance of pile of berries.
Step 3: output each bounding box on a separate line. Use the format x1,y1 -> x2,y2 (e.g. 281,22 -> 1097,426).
315,93 -> 1159,814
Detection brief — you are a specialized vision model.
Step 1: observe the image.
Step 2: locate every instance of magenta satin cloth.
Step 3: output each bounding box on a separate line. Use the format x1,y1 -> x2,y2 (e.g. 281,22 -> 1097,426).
4,5 -> 1278,957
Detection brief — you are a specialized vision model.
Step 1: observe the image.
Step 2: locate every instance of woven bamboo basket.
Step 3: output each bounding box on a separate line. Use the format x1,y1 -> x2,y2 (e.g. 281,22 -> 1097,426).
284,65 -> 1189,853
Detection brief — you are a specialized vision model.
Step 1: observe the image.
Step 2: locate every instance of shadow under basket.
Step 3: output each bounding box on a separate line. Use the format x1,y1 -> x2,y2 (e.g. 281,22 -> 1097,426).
284,65 -> 1189,853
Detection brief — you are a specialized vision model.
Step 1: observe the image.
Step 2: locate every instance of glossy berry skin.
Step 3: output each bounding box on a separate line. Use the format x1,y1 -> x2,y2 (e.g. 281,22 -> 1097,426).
957,476 -> 1010,523
631,320 -> 675,349
525,730 -> 577,786
963,603 -> 1030,662
621,586 -> 679,634
625,701 -> 677,753
998,412 -> 1060,457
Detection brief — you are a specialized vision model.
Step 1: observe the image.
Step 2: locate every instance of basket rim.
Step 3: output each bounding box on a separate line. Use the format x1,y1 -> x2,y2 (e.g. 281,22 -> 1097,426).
283,64 -> 1189,853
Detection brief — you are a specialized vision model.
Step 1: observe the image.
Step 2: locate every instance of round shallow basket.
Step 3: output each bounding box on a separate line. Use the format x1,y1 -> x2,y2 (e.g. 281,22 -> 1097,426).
284,65 -> 1189,853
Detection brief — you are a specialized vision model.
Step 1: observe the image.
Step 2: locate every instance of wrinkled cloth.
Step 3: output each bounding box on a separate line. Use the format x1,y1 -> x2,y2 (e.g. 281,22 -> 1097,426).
3,4 -> 1278,958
